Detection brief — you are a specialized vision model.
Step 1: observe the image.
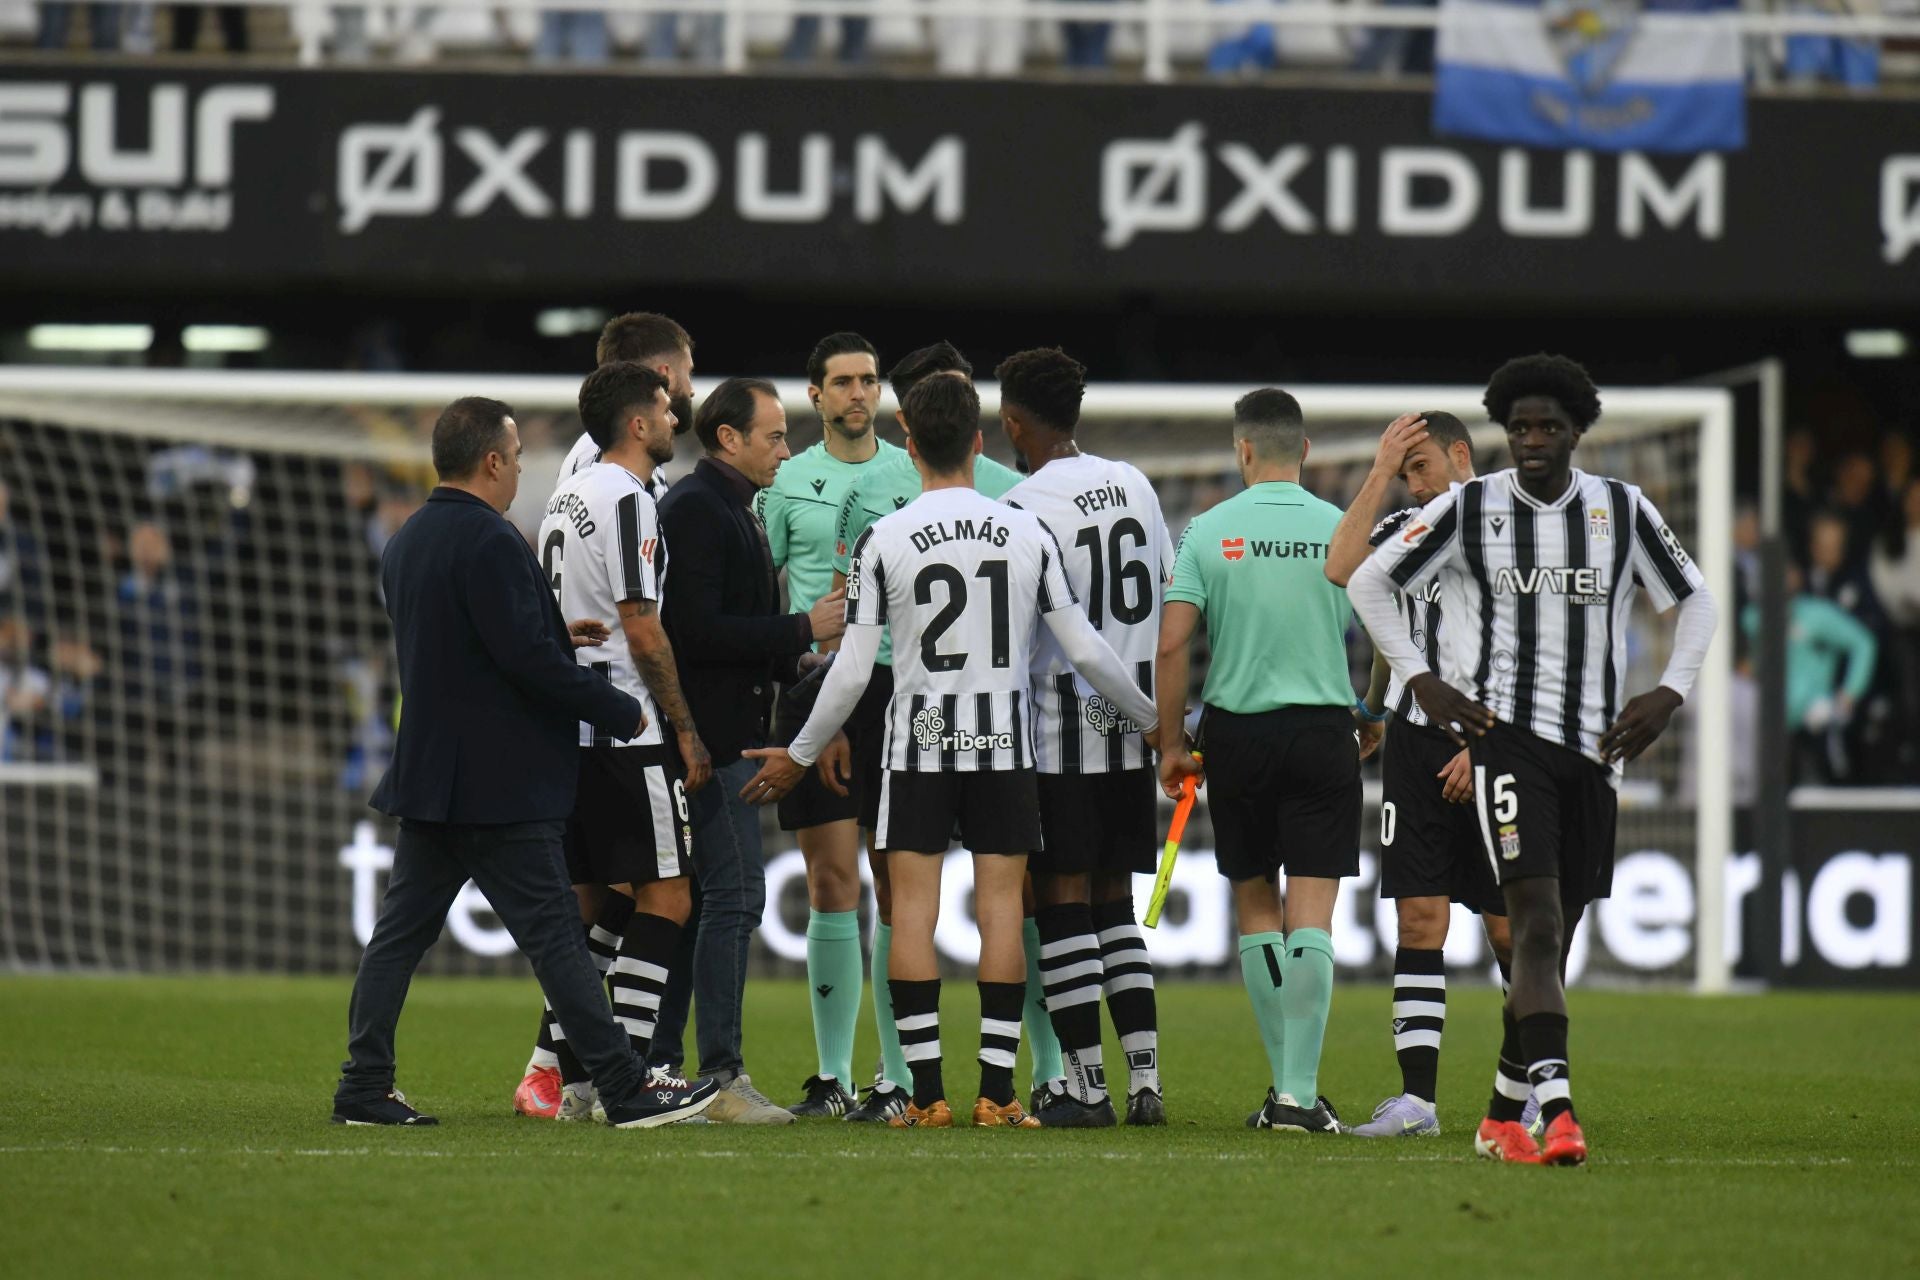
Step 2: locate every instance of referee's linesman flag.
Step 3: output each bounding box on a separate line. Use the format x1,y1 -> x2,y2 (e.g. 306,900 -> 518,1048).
1433,0 -> 1747,153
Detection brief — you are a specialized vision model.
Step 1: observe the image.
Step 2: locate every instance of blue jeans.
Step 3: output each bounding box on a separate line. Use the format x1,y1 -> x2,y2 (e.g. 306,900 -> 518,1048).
647,755 -> 767,1081
38,2 -> 123,49
337,819 -> 649,1109
783,13 -> 870,62
535,12 -> 610,64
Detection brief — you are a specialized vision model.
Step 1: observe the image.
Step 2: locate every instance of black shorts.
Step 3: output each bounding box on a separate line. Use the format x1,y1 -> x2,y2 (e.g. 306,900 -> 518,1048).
1032,769 -> 1159,877
773,665 -> 891,832
1198,704 -> 1362,884
1467,719 -> 1618,906
876,768 -> 1042,855
1379,718 -> 1506,915
847,664 -> 894,833
564,744 -> 693,887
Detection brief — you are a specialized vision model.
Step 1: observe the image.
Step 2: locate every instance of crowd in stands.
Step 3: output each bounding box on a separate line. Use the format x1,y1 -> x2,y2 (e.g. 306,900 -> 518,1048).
1733,427 -> 1920,788
3,0 -> 1911,86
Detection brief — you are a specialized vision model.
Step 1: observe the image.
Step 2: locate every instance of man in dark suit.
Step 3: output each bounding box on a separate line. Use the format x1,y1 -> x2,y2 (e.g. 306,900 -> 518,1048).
332,396 -> 715,1129
648,377 -> 846,1123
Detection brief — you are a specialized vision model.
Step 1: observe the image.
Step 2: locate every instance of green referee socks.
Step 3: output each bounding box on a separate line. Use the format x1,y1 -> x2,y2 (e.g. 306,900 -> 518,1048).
1238,931 -> 1287,1095
806,909 -> 863,1087
1024,916 -> 1064,1088
1280,928 -> 1336,1106
872,923 -> 912,1089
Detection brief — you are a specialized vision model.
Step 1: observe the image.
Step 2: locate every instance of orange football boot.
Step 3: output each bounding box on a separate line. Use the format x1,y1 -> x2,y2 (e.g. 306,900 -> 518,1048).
972,1097 -> 1042,1128
513,1065 -> 562,1118
889,1099 -> 955,1128
1473,1117 -> 1543,1163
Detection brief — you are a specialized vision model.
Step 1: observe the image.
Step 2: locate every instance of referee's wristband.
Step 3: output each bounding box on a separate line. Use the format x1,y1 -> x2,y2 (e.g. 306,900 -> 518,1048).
1355,698 -> 1390,724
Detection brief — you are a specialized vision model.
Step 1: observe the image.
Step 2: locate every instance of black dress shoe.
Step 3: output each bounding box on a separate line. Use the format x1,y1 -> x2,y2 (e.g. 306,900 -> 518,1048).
331,1089 -> 438,1126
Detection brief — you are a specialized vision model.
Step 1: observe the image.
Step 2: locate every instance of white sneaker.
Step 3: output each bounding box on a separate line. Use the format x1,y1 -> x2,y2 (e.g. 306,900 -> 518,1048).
558,1081 -> 598,1122
703,1073 -> 796,1125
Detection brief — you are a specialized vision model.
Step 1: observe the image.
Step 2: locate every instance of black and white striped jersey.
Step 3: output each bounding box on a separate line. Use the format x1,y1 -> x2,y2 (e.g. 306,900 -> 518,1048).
1368,507 -> 1440,731
537,461 -> 669,749
845,486 -> 1078,773
559,431 -> 671,502
1364,469 -> 1705,770
1002,453 -> 1174,774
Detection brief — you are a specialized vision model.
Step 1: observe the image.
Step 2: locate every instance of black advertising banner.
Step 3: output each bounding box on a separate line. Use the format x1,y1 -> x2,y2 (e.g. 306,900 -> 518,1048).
1,66 -> 1918,307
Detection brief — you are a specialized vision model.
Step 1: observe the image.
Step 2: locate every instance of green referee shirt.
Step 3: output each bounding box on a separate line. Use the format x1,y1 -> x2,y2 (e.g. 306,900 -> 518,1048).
1165,480 -> 1354,713
756,438 -> 911,627
830,449 -> 1022,665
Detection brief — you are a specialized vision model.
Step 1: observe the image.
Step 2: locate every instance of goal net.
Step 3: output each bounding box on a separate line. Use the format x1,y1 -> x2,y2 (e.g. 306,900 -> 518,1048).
0,369 -> 1732,989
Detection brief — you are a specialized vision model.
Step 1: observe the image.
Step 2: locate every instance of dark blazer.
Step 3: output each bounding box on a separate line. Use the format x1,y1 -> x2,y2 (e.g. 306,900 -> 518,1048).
371,487 -> 642,824
658,458 -> 813,766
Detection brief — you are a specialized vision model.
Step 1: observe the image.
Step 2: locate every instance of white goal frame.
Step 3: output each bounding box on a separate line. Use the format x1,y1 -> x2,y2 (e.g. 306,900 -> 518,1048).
0,368 -> 1734,991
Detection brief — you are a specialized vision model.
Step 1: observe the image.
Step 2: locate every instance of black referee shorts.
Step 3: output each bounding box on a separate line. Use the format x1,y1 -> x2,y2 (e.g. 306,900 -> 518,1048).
1198,704 -> 1361,884
1467,719 -> 1617,907
1032,768 -> 1159,877
773,664 -> 891,833
1379,718 -> 1505,916
876,768 -> 1041,855
564,744 -> 693,887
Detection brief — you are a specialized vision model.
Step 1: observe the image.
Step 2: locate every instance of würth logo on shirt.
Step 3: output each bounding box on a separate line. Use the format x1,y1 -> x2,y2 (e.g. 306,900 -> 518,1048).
1221,537 -> 1245,561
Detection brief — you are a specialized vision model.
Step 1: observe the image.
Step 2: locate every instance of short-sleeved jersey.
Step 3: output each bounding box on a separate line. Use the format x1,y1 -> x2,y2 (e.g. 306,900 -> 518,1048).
1165,480 -> 1354,714
846,487 -> 1078,773
754,438 -> 909,625
537,461 -> 668,749
832,450 -> 1024,665
559,431 -> 671,502
1364,468 -> 1705,772
1368,507 -> 1440,730
1002,453 -> 1174,774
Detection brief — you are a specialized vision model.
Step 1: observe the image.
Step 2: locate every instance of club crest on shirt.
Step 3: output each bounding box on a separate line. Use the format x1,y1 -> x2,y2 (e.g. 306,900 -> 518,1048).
912,705 -> 947,749
1221,537 -> 1246,562
1588,507 -> 1611,540
1499,822 -> 1522,861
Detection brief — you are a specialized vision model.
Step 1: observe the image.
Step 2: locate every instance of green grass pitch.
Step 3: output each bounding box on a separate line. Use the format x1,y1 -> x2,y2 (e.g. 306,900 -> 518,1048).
2,975 -> 1915,1278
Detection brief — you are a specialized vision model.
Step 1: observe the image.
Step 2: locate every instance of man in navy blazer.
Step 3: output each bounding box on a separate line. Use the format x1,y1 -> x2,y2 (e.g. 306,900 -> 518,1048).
332,396 -> 713,1128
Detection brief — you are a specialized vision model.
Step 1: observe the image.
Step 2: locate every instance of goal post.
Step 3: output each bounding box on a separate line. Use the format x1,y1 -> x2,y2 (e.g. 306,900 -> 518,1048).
0,368 -> 1734,991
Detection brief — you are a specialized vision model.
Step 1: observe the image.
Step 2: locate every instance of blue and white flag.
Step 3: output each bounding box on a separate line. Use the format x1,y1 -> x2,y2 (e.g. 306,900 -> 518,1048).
1434,0 -> 1747,152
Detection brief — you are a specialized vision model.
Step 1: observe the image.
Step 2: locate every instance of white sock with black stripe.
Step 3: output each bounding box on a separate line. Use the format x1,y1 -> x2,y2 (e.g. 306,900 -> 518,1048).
977,980 -> 1027,1107
1036,904 -> 1108,1104
609,911 -> 680,1062
1093,897 -> 1159,1098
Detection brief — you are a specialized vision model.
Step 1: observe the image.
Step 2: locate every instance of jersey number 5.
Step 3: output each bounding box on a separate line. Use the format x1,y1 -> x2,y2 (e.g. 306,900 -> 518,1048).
915,560 -> 1010,672
1075,518 -> 1152,629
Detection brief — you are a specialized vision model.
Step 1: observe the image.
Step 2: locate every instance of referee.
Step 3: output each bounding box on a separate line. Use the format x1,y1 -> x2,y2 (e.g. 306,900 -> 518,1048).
1155,388 -> 1362,1136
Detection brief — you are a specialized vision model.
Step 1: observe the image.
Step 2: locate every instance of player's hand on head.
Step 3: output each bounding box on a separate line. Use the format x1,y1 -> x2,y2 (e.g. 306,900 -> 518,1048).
738,747 -> 803,805
678,728 -> 713,793
1409,674 -> 1494,747
807,588 -> 847,643
1600,686 -> 1684,765
816,732 -> 853,797
1437,748 -> 1474,804
569,619 -> 611,648
1372,413 -> 1430,477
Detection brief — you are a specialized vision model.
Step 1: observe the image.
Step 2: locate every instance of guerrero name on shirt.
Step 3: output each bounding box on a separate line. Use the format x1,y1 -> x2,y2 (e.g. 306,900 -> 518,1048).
537,461 -> 669,748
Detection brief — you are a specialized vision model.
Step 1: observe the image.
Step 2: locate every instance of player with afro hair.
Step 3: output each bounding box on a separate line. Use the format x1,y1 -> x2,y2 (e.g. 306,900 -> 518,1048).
1483,353 -> 1602,432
